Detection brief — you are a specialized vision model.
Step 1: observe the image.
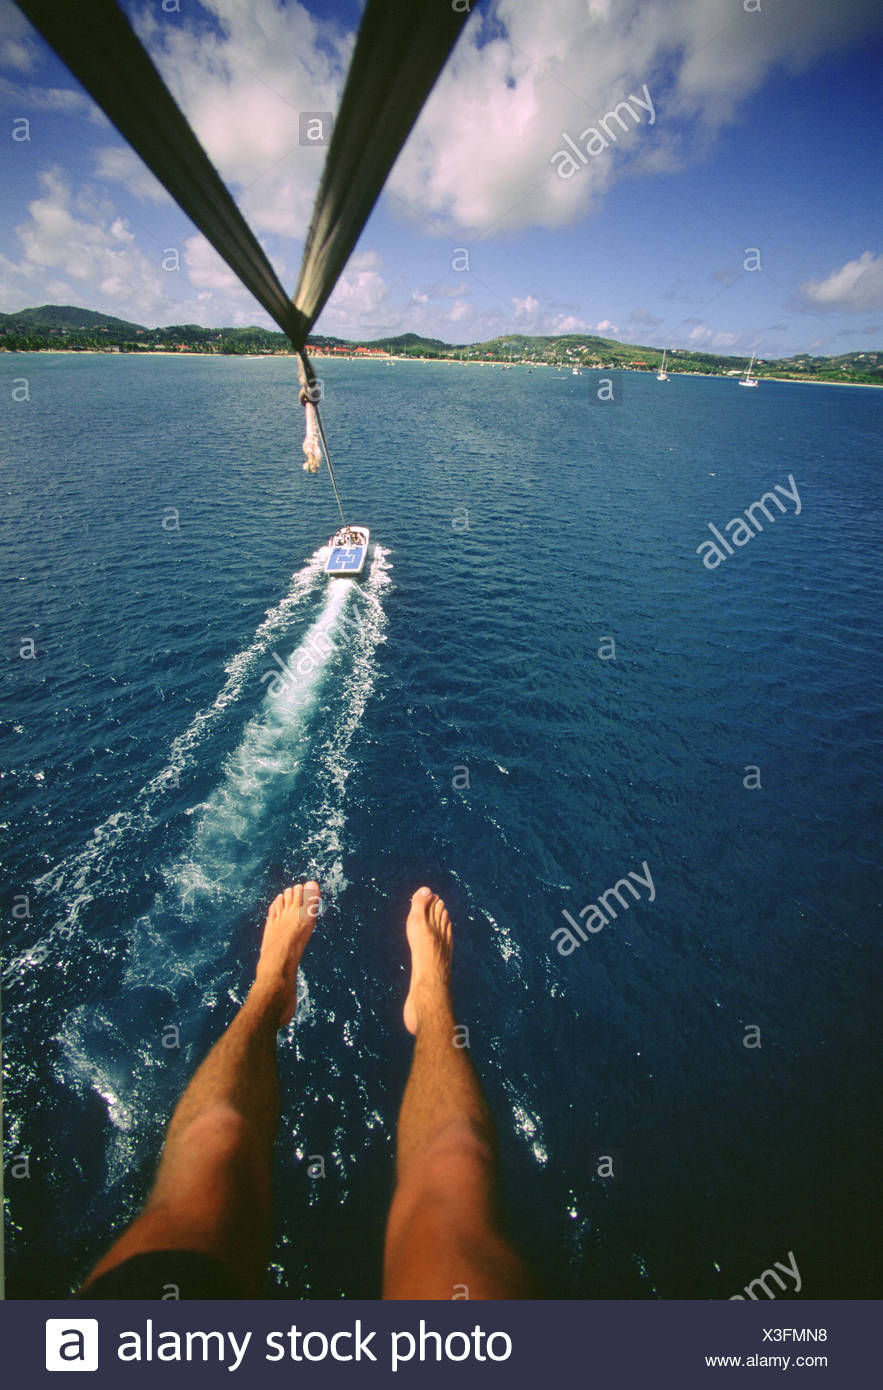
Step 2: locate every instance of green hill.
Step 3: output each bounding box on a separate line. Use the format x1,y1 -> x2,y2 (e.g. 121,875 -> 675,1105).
0,304 -> 145,333
362,332 -> 450,353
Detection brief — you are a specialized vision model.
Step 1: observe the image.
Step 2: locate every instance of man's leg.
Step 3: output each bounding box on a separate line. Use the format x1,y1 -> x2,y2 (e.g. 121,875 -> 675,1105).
79,881 -> 320,1297
383,887 -> 534,1299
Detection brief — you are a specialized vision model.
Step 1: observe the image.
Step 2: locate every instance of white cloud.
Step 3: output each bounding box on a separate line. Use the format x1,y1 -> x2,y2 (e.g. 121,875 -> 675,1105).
0,74 -> 102,119
688,322 -> 747,350
317,250 -> 391,337
507,296 -> 592,336
798,251 -> 883,312
389,0 -> 883,235
16,171 -> 141,288
131,0 -> 351,239
182,234 -> 279,324
513,294 -> 541,319
26,0 -> 869,251
184,234 -> 245,294
93,146 -> 172,204
7,168 -> 246,325
0,2 -> 40,72
550,313 -> 588,334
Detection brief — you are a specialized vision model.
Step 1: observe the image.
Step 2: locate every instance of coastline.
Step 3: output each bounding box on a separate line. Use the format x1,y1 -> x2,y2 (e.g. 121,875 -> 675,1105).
2,348 -> 881,386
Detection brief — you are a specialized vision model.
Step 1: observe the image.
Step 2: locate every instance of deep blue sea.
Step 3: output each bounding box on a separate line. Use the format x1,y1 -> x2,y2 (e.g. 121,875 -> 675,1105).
2,354 -> 880,1299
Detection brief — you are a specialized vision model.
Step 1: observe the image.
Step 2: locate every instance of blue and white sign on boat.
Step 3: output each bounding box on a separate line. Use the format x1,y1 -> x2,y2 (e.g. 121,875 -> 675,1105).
324,525 -> 370,576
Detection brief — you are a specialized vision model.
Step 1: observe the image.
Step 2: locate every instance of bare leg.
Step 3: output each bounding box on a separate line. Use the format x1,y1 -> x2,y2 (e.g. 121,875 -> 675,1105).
79,882 -> 320,1297
383,887 -> 534,1299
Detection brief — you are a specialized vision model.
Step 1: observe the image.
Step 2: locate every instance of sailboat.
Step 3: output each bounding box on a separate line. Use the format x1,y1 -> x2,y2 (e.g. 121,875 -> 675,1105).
656,349 -> 668,381
739,353 -> 759,387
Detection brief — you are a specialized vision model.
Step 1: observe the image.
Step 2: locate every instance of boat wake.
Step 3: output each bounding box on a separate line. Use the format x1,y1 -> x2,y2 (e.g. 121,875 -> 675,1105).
149,545 -> 391,939
4,546 -> 388,989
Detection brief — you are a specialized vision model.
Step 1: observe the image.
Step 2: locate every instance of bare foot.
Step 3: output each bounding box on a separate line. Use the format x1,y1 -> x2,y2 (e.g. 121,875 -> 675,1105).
253,881 -> 320,1027
403,886 -> 453,1035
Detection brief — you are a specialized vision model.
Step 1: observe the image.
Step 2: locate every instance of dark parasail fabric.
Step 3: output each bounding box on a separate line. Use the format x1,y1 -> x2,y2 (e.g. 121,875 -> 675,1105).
16,0 -> 475,349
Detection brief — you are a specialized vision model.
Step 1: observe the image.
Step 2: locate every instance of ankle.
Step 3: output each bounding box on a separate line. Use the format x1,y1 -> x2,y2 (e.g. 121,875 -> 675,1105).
245,980 -> 287,1029
412,981 -> 455,1033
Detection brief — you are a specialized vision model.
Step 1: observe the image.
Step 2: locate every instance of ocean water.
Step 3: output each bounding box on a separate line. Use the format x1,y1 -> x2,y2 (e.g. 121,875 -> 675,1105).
1,354 -> 880,1299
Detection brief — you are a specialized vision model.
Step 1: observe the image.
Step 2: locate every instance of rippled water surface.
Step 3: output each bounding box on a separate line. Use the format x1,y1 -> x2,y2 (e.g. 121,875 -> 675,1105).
2,355 -> 880,1297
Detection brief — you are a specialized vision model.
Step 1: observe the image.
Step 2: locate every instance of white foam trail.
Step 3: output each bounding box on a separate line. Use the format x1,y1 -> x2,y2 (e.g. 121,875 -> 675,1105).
142,549 -> 328,794
299,547 -> 391,893
4,552 -> 327,979
171,576 -> 356,910
173,546 -> 391,913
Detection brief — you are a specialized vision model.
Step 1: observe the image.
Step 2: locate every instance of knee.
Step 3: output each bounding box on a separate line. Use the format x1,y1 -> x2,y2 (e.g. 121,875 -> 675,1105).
162,1105 -> 261,1201
179,1105 -> 252,1165
149,1105 -> 264,1221
412,1121 -> 497,1204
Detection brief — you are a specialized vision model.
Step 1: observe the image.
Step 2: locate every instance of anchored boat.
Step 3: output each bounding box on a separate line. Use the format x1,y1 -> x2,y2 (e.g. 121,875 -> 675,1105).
739,353 -> 759,387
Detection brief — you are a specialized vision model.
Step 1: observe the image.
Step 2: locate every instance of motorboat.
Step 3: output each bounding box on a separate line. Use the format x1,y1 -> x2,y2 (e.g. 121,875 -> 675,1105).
324,525 -> 370,576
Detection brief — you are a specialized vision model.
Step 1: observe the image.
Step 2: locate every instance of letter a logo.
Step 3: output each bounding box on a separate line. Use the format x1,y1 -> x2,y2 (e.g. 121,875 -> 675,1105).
45,1319 -> 99,1371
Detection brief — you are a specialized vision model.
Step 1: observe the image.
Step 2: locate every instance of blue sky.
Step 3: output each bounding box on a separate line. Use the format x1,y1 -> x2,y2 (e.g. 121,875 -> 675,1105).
1,0 -> 881,358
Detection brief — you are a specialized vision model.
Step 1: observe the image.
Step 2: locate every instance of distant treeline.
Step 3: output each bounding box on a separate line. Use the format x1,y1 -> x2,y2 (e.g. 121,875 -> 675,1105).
1,315 -> 880,383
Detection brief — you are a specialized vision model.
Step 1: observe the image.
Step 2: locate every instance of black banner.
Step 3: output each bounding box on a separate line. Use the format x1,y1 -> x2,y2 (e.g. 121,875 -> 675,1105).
6,1298 -> 877,1388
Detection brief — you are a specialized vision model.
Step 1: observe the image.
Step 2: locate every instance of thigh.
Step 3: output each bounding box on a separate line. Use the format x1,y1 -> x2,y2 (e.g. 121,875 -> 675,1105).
80,1107 -> 270,1296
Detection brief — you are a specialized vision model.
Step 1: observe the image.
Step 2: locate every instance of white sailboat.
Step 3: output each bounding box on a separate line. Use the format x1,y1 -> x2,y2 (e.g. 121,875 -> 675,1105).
739,353 -> 759,387
656,349 -> 668,381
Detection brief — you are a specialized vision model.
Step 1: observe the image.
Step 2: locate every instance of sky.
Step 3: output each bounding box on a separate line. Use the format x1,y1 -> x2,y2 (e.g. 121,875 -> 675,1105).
1,0 -> 882,358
